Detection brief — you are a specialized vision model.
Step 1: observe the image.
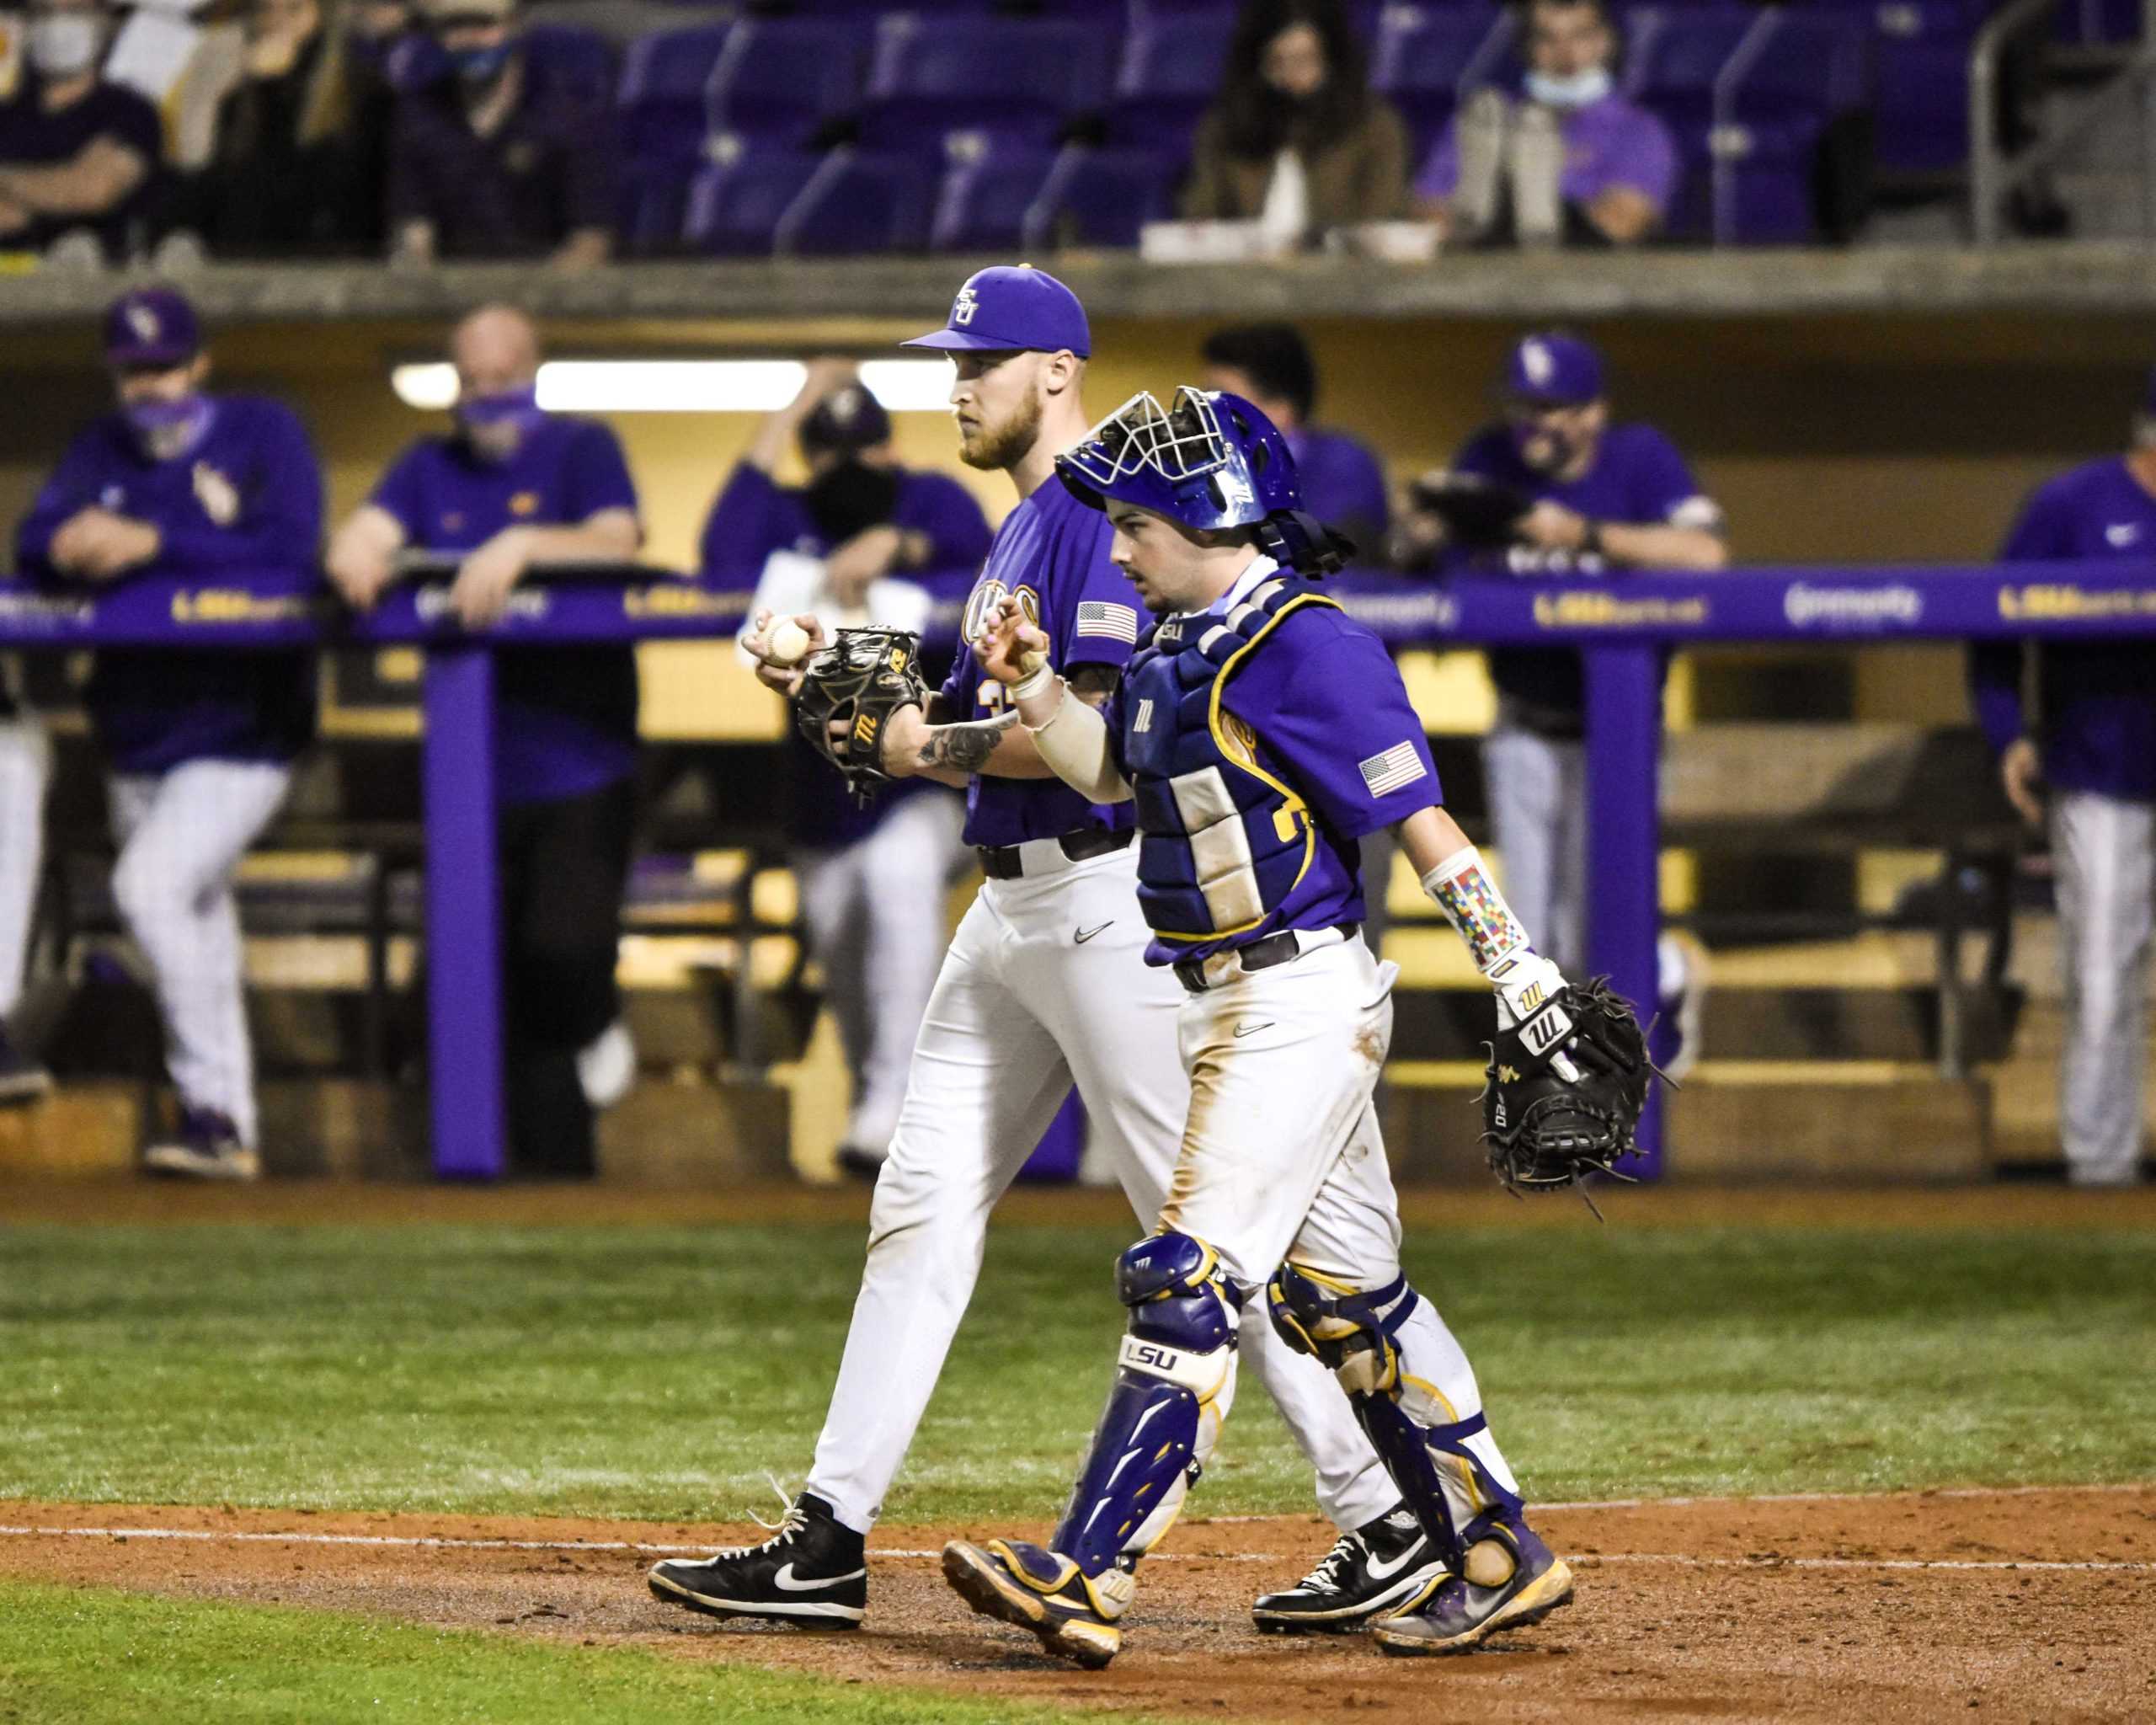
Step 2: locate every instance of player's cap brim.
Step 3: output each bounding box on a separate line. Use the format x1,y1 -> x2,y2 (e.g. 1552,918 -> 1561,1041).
108,345 -> 199,369
899,328 -> 1084,355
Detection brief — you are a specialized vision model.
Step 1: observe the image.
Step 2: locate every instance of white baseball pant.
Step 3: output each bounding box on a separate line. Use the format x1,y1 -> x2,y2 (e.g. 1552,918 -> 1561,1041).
0,717 -> 51,1018
805,841 -> 1394,1536
794,791 -> 969,1157
108,758 -> 292,1148
2050,788 -> 2153,1187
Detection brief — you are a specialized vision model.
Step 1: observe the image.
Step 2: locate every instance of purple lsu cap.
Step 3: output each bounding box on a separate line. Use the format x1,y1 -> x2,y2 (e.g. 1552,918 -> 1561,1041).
901,264 -> 1091,359
104,287 -> 202,368
1502,332 -> 1604,406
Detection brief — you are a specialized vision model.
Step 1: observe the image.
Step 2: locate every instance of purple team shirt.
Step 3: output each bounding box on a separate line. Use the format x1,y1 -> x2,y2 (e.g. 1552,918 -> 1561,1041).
1417,93 -> 1678,220
945,476 -> 1142,849
1107,579 -> 1442,965
371,416 -> 642,806
1971,457 -> 2156,801
1444,420 -> 1716,718
16,395 -> 322,776
699,461 -> 989,848
1285,425 -> 1390,549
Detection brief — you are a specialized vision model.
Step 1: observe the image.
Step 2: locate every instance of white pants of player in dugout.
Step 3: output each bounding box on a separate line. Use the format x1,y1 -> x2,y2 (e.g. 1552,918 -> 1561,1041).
1161,930 -> 1522,1530
108,759 -> 292,1149
794,792 -> 969,1160
2050,788 -> 2154,1187
805,841 -> 1396,1537
0,717 -> 52,1020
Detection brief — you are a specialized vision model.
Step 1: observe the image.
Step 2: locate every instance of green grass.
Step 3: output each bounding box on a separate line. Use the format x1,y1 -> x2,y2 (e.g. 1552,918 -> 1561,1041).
0,1578 -> 1153,1724
2,1222 -> 2153,1522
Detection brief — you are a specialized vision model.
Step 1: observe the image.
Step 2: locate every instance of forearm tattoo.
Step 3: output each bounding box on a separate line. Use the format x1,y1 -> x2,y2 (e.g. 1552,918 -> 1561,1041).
920,709 -> 1019,773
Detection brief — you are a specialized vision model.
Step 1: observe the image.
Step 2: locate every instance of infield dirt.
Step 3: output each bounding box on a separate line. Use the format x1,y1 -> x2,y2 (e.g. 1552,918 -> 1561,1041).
3,1487 -> 2150,1723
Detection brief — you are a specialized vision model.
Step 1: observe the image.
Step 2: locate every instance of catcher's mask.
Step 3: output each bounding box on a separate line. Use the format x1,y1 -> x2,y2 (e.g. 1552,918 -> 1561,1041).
1055,387 -> 1353,576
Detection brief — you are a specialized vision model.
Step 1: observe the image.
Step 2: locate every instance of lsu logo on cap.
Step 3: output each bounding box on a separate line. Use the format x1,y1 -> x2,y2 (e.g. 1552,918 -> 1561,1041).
126,302 -> 160,343
953,285 -> 979,327
1519,339 -> 1554,388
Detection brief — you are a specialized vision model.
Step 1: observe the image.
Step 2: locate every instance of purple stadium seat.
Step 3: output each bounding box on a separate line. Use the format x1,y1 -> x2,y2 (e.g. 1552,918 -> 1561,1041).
1042,146 -> 1184,246
1103,9 -> 1235,155
622,159 -> 694,258
930,142 -> 1061,252
775,149 -> 932,254
617,24 -> 733,168
1624,5 -> 1766,238
2053,0 -> 2142,44
1715,13 -> 1872,243
857,15 -> 1115,157
706,19 -> 865,147
1370,4 -> 1513,164
1859,0 -> 1986,176
683,145 -> 827,255
520,24 -> 616,109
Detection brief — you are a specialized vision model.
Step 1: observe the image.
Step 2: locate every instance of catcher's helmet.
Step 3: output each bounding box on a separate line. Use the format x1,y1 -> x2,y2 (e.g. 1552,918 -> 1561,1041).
1055,387 -> 1353,574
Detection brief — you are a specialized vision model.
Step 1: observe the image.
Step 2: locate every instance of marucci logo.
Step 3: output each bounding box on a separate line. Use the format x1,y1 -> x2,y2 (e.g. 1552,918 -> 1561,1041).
1783,583 -> 1924,630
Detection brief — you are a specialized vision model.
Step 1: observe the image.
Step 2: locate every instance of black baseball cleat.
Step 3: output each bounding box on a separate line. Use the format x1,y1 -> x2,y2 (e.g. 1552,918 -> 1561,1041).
1369,1513 -> 1573,1655
1252,1506 -> 1446,1633
648,1491 -> 867,1629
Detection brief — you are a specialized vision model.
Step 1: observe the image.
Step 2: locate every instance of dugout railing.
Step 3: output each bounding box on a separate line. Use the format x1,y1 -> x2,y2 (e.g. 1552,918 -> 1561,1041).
7,561 -> 2153,1182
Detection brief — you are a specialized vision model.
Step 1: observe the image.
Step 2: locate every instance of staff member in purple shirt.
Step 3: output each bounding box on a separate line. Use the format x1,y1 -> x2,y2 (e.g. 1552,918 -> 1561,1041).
1404,331 -> 1722,1069
1416,0 -> 1677,248
1971,380 -> 2156,1189
700,360 -> 990,1175
15,288 -> 323,1180
327,304 -> 642,1178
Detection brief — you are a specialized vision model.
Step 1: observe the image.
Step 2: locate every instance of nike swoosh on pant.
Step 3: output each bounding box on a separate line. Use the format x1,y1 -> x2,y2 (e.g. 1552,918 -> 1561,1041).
1074,923 -> 1114,943
774,1563 -> 868,1591
1232,1022 -> 1275,1039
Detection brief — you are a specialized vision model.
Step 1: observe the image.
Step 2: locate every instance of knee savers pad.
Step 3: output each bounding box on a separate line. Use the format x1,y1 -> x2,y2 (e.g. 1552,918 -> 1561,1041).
1050,1231 -> 1241,1576
1267,1263 -> 1519,1567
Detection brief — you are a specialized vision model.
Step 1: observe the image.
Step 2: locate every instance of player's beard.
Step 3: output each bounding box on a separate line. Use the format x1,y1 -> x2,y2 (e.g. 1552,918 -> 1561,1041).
958,387 -> 1043,473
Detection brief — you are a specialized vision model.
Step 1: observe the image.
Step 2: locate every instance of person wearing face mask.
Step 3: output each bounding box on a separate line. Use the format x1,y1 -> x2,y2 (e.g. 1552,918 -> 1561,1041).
1181,0 -> 1410,248
698,360 -> 990,1177
0,0 -> 164,261
385,0 -> 612,268
183,0 -> 394,257
1397,332 -> 1721,1073
1416,0 -> 1676,248
13,289 -> 324,1179
326,305 -> 643,1179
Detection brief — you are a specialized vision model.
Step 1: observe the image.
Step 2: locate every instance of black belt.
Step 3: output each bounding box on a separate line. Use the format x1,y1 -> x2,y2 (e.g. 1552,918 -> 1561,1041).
976,826 -> 1133,880
1174,923 -> 1360,994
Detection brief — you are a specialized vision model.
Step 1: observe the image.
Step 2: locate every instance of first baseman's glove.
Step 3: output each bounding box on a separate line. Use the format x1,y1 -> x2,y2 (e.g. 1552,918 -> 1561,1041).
1411,472 -> 1535,548
1481,978 -> 1652,1202
793,626 -> 928,805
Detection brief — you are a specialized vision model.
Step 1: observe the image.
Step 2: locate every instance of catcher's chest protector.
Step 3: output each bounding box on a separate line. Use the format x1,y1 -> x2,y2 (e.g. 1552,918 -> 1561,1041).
1121,574 -> 1339,938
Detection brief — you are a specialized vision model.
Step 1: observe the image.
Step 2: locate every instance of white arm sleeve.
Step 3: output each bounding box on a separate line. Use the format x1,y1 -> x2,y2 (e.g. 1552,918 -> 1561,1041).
1022,681 -> 1134,804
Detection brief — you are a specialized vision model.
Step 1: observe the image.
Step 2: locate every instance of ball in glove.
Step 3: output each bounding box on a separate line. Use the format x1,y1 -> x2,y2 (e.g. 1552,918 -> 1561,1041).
792,626 -> 928,805
1481,978 -> 1652,1201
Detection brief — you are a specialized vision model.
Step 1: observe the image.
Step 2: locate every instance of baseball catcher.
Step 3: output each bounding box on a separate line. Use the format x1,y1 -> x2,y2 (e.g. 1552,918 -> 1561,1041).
792,627 -> 928,804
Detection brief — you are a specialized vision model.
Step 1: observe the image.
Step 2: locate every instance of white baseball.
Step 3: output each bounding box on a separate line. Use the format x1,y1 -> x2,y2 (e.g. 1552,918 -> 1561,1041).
767,620 -> 813,665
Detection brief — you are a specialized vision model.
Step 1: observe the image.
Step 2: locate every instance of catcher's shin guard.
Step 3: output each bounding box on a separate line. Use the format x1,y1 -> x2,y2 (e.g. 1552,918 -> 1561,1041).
1050,1231 -> 1241,1577
1266,1264 -> 1519,1570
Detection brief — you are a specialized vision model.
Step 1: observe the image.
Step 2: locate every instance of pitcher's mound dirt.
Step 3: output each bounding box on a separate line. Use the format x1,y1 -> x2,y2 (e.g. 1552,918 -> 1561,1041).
3,1488 -> 2151,1722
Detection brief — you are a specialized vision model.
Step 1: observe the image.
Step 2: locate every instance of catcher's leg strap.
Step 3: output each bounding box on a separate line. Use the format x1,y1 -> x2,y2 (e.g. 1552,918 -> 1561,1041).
1266,1263 -> 1520,1569
1050,1231 -> 1241,1577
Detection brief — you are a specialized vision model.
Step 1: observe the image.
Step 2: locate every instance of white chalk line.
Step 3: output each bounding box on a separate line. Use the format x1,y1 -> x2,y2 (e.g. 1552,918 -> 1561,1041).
1200,1480 -> 2154,1523
1,1525 -> 2151,1575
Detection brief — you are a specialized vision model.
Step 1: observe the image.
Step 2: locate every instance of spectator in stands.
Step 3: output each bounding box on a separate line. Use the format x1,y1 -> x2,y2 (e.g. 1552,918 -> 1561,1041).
1181,0 -> 1410,248
1199,322 -> 1389,553
1971,382 -> 2156,1189
1416,0 -> 1675,248
0,0 -> 163,263
326,305 -> 643,1179
1398,330 -> 1721,1070
386,0 -> 612,267
15,289 -> 323,1180
185,0 -> 394,257
700,360 -> 990,1178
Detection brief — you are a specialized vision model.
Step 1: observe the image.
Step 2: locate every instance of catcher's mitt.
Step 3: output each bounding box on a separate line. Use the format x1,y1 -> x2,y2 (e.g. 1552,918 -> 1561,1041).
1481,977 -> 1652,1206
793,626 -> 927,804
1410,472 -> 1534,548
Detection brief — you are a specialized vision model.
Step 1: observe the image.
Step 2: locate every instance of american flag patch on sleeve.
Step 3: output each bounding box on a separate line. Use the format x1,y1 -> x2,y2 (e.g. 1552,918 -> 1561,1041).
1075,601 -> 1139,644
1358,741 -> 1428,797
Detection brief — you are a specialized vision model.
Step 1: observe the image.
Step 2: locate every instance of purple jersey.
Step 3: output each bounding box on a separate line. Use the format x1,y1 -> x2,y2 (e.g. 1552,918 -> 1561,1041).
1416,93 -> 1678,220
942,476 -> 1142,849
698,461 -> 986,848
15,395 -> 322,775
1106,573 -> 1440,965
1445,420 -> 1718,718
371,416 -> 641,806
1286,425 -> 1390,551
1971,457 -> 2156,801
